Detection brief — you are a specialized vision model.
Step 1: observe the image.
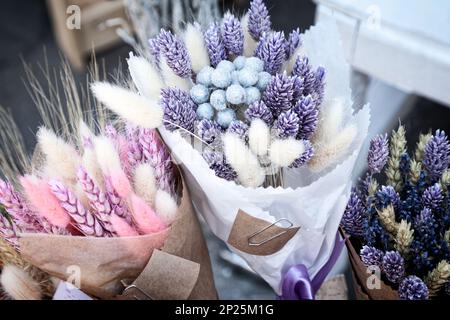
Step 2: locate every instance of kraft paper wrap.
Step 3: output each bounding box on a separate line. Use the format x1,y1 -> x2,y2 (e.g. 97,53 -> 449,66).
227,210 -> 299,256
345,235 -> 399,300
20,145 -> 217,299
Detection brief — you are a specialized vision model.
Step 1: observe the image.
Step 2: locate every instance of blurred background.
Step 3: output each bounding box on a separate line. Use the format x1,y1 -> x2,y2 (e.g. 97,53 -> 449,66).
0,0 -> 449,299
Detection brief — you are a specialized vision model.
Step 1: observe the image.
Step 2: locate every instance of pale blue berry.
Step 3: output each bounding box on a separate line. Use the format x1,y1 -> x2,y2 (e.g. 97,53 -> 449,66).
233,56 -> 246,70
217,60 -> 235,73
211,68 -> 232,88
190,84 -> 210,104
226,84 -> 246,105
257,71 -> 272,90
245,87 -> 261,105
245,57 -> 264,72
238,68 -> 258,87
196,103 -> 215,120
210,89 -> 227,111
197,66 -> 214,86
216,108 -> 236,128
231,70 -> 240,84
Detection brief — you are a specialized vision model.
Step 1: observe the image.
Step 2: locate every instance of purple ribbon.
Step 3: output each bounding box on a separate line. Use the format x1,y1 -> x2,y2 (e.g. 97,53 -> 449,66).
279,232 -> 345,300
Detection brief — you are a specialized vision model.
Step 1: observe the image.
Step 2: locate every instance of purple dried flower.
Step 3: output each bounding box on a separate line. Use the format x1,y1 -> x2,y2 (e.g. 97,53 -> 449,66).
204,22 -> 227,67
255,31 -> 286,75
423,130 -> 450,180
368,134 -> 389,174
157,29 -> 192,78
293,56 -> 315,95
0,179 -> 45,233
139,128 -> 174,194
382,251 -> 405,283
399,276 -> 429,300
422,183 -> 444,211
290,140 -> 314,168
293,95 -> 318,140
273,110 -> 299,139
313,66 -> 326,106
227,120 -> 249,140
160,87 -> 197,133
104,177 -> 131,223
248,0 -> 271,41
263,72 -> 295,116
376,185 -> 400,209
414,207 -> 436,236
292,76 -> 304,100
222,12 -> 244,57
341,190 -> 365,237
285,28 -> 301,58
197,119 -> 221,144
360,245 -> 384,267
203,149 -> 237,181
127,126 -> 144,167
245,101 -> 274,125
77,167 -> 115,234
49,180 -> 108,237
148,37 -> 161,65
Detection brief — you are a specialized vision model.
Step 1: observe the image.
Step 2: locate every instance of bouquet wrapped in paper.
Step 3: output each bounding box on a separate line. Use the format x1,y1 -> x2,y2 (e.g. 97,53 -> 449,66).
341,126 -> 450,300
0,68 -> 217,300
97,0 -> 370,299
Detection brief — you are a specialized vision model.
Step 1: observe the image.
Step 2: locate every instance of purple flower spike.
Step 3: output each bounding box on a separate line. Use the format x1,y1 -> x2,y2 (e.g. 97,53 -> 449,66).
423,130 -> 450,180
360,245 -> 384,267
285,28 -> 301,58
245,101 -> 274,125
197,119 -> 221,144
341,190 -> 365,237
313,66 -> 326,106
228,120 -> 249,140
157,29 -> 192,78
290,140 -> 314,168
204,22 -> 227,67
148,37 -> 161,66
273,109 -> 299,139
399,276 -> 429,300
203,149 -> 237,181
222,12 -> 244,57
256,31 -> 286,75
263,72 -> 295,116
248,0 -> 272,41
293,56 -> 315,95
293,95 -> 319,140
382,251 -> 405,283
422,183 -> 444,211
368,134 -> 389,174
160,87 -> 197,133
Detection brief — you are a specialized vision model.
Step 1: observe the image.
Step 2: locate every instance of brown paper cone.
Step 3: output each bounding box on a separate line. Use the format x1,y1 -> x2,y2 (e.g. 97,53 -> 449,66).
344,233 -> 399,300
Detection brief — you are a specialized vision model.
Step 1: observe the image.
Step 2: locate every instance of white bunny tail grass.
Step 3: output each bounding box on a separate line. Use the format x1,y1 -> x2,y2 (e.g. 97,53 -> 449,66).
127,53 -> 166,101
155,189 -> 178,224
223,132 -> 265,188
241,14 -> 258,57
93,136 -> 122,175
308,124 -> 357,172
248,119 -> 270,156
91,82 -> 163,129
183,23 -> 210,74
160,57 -> 192,91
37,127 -> 80,185
1,264 -> 43,300
270,139 -> 305,168
133,163 -> 157,206
314,98 -> 346,144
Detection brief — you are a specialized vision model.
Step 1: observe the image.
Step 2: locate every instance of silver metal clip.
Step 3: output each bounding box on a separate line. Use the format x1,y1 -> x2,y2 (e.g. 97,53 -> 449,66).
121,280 -> 154,300
247,218 -> 295,247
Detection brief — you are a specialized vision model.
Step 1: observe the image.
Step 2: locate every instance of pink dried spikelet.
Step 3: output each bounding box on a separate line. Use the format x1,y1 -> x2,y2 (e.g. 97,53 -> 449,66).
20,176 -> 71,228
130,194 -> 167,234
110,214 -> 139,237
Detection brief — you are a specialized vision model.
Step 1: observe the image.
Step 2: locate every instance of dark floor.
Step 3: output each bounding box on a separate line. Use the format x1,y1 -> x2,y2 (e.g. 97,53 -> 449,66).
0,0 -> 449,300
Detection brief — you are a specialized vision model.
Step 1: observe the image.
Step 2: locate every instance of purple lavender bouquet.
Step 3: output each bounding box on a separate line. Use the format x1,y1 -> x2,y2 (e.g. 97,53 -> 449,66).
342,126 -> 450,300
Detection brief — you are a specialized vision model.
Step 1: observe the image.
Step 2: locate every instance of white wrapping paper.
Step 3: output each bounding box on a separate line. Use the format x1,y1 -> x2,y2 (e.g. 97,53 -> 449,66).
160,19 -> 371,295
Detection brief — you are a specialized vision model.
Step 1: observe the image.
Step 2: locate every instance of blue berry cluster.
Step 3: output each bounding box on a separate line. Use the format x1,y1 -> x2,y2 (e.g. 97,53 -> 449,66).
190,56 -> 271,129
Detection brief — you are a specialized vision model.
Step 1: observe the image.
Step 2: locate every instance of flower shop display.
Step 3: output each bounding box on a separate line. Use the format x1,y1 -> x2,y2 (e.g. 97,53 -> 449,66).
341,126 -> 450,300
0,68 -> 217,300
94,0 -> 371,300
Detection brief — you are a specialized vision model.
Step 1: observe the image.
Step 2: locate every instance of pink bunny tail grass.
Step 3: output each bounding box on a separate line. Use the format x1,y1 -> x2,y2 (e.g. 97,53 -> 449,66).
0,214 -> 19,249
49,180 -> 110,237
77,167 -> 115,234
0,179 -> 45,233
110,169 -> 132,199
20,176 -> 71,229
130,194 -> 166,234
104,177 -> 132,223
110,214 -> 139,237
139,128 -> 175,194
